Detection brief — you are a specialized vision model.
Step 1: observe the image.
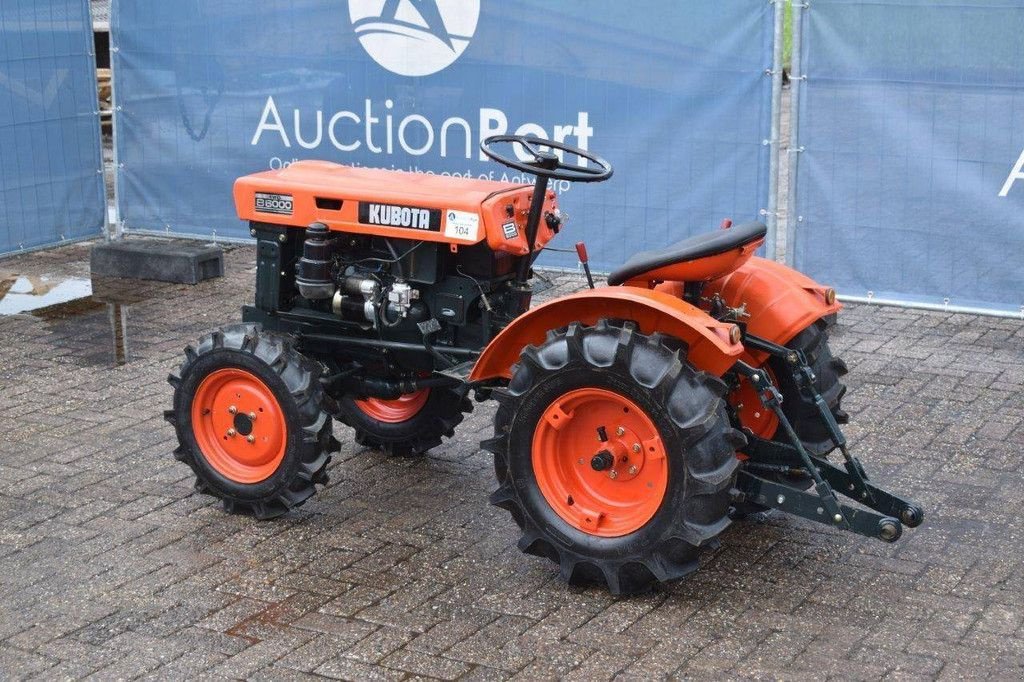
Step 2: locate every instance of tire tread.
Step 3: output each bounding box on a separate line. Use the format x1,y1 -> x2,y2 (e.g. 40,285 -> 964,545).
166,323 -> 333,519
485,319 -> 744,595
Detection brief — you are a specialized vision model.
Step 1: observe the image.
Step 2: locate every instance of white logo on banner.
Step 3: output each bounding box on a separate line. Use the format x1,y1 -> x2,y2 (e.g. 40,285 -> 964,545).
999,148 -> 1024,196
251,0 -> 593,190
349,0 -> 480,77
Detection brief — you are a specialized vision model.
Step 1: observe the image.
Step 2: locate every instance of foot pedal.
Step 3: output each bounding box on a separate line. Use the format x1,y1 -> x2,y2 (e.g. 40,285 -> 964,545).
417,318 -> 442,336
439,360 -> 475,381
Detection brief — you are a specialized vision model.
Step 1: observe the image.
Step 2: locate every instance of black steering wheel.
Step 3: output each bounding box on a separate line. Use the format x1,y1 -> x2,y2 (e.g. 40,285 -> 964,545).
480,134 -> 613,183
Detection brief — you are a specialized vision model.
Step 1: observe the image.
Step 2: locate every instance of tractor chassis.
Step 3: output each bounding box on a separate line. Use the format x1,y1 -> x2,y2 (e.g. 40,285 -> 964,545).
730,333 -> 924,543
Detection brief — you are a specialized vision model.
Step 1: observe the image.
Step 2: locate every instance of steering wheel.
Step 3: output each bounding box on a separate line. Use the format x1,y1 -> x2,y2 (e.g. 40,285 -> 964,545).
480,134 -> 613,183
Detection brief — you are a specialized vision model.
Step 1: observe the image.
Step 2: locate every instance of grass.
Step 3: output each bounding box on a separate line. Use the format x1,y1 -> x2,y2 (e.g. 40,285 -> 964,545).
783,0 -> 794,69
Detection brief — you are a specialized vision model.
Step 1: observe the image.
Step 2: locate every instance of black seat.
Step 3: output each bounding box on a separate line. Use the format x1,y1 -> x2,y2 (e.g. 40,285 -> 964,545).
607,221 -> 767,286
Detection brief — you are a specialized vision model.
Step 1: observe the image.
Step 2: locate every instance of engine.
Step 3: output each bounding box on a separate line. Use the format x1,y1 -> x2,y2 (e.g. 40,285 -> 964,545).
234,160 -> 563,379
294,223 -> 394,326
283,221 -> 531,355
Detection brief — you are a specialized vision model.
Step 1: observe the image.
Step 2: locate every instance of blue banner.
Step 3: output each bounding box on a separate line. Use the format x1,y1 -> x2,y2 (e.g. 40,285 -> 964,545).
0,0 -> 105,256
113,0 -> 772,271
794,0 -> 1024,314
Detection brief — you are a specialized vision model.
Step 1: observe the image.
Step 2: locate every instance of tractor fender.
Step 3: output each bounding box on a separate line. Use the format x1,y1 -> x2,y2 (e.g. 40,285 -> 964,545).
469,286 -> 743,382
701,256 -> 842,365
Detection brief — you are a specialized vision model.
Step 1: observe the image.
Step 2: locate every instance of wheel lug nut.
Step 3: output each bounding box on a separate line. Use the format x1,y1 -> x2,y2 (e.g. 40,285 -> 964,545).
609,469 -> 618,479
228,405 -> 237,414
227,428 -> 236,437
247,435 -> 256,443
616,426 -> 625,437
632,443 -> 641,453
248,412 -> 257,421
628,465 -> 638,475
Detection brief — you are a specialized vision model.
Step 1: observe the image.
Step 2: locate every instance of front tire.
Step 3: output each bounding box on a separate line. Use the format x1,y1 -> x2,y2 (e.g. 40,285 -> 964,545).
166,324 -> 336,519
485,320 -> 745,595
333,386 -> 472,457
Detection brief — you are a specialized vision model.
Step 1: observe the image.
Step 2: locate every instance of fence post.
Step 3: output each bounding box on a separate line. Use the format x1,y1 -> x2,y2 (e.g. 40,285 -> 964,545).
108,0 -> 124,240
765,0 -> 785,260
784,1 -> 806,266
89,1 -> 113,244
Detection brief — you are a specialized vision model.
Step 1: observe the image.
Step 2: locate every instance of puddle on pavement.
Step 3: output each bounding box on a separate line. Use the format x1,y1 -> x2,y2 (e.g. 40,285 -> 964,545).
0,275 -> 96,316
0,273 -> 151,367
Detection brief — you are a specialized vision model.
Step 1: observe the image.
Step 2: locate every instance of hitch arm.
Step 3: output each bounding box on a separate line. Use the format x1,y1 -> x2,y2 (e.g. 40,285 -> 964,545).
733,471 -> 904,542
730,359 -> 924,541
741,435 -> 924,528
815,456 -> 924,527
731,361 -> 849,530
743,332 -> 875,506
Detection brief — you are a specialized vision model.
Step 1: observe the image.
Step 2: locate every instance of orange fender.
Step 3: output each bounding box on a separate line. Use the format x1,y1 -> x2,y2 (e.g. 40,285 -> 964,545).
469,286 -> 743,382
704,256 -> 841,365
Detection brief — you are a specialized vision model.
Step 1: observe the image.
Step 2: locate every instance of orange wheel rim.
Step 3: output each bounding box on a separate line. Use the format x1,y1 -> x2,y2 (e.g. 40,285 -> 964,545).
729,367 -> 779,441
532,388 -> 669,537
191,368 -> 287,484
354,388 -> 430,423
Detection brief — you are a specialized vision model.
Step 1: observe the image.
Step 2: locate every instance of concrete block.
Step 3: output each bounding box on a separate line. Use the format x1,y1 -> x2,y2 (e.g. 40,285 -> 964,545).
90,239 -> 223,284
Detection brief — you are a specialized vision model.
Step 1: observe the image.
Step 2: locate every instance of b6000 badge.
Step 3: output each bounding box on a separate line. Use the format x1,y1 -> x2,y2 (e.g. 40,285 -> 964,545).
255,192 -> 293,215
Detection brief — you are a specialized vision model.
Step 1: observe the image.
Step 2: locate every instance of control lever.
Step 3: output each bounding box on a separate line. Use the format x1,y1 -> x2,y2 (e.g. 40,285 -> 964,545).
575,242 -> 595,289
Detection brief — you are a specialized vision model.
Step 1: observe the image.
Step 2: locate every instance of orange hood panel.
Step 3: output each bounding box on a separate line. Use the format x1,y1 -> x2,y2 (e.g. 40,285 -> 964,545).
233,161 -> 559,255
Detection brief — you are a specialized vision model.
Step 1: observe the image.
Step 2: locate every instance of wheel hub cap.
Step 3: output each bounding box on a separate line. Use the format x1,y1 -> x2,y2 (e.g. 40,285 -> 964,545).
233,412 -> 254,436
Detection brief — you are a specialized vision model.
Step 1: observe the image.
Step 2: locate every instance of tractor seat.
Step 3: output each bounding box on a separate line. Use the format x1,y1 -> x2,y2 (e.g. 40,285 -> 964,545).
607,221 -> 767,286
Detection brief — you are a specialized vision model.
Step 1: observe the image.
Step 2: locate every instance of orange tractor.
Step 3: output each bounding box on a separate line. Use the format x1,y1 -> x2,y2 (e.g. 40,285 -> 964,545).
166,135 -> 922,594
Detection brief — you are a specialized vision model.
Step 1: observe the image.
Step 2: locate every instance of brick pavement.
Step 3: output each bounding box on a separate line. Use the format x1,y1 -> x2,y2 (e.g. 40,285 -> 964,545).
0,240 -> 1022,680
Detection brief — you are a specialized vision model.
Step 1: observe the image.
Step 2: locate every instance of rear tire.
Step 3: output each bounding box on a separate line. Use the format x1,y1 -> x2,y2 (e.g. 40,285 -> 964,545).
166,324 -> 337,519
334,386 -> 472,457
485,320 -> 745,595
770,319 -> 849,457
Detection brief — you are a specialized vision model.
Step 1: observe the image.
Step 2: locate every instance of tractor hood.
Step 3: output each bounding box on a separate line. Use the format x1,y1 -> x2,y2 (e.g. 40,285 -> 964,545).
234,160 -> 560,255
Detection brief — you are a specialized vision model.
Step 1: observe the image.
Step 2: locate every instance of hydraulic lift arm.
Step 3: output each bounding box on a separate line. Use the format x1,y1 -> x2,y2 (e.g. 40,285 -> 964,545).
730,335 -> 924,543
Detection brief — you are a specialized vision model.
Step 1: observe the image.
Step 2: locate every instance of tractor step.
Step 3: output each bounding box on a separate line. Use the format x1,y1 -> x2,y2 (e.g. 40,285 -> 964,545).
438,360 -> 476,382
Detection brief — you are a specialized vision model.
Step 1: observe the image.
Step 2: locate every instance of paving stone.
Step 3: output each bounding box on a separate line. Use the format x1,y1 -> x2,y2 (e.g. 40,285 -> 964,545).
0,240 -> 1022,679
380,648 -> 473,680
314,655 -> 406,681
0,645 -> 57,679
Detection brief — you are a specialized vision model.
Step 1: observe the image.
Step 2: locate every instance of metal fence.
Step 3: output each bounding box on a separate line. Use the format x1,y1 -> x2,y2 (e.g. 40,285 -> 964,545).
789,0 -> 1024,316
110,0 -> 775,271
0,0 -> 1008,315
0,0 -> 106,257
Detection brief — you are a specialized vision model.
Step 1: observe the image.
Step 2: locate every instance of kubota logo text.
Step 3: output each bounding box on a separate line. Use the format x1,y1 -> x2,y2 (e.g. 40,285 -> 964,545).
359,202 -> 442,230
349,0 -> 480,77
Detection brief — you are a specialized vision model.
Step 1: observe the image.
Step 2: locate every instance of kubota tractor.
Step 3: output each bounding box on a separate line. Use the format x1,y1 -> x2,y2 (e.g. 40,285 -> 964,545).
166,135 -> 923,594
